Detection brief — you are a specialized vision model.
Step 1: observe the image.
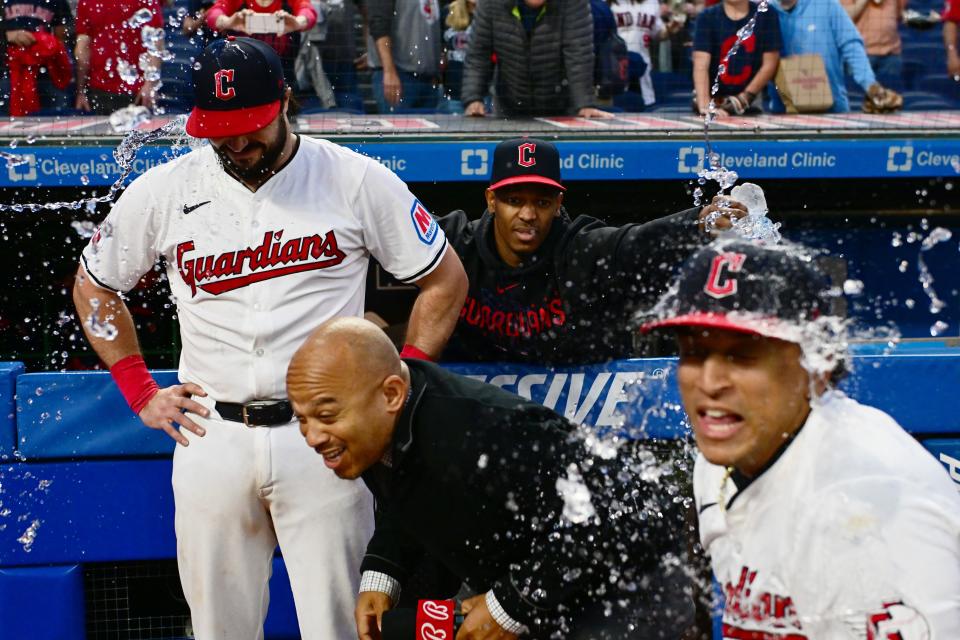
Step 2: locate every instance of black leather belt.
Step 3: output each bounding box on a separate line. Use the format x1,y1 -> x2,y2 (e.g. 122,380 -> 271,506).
215,400 -> 293,427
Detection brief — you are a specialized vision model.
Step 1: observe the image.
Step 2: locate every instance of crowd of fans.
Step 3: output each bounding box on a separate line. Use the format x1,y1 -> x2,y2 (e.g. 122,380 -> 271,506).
1,0 -> 958,117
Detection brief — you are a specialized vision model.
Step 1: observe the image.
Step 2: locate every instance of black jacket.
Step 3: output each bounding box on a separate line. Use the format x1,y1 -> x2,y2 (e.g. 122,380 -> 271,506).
461,0 -> 595,115
436,208 -> 703,365
361,360 -> 691,638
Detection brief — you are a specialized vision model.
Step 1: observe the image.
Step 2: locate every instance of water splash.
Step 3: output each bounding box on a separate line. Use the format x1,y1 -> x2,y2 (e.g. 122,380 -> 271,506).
917,227 -> 951,315
109,105 -> 152,133
17,519 -> 41,552
85,298 -> 119,341
70,221 -> 98,239
696,0 -> 770,217
0,116 -> 196,213
1,151 -> 29,168
556,463 -> 596,525
127,7 -> 154,28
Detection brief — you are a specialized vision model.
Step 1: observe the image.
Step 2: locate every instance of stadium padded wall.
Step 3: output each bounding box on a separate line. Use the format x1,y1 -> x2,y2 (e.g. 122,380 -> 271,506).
0,350 -> 958,638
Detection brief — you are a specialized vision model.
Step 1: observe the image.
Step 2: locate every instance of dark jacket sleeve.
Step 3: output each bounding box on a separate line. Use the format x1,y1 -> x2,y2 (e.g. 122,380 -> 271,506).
563,208 -> 703,310
460,0 -> 496,105
562,0 -> 597,110
367,0 -> 395,41
359,502 -> 426,585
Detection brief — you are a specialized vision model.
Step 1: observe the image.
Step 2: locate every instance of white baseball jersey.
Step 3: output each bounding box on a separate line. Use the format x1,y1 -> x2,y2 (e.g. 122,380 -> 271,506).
81,136 -> 447,402
610,0 -> 664,105
695,392 -> 960,639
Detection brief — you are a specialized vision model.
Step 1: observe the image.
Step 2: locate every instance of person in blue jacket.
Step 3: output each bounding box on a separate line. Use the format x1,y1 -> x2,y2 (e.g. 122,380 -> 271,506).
768,0 -> 902,112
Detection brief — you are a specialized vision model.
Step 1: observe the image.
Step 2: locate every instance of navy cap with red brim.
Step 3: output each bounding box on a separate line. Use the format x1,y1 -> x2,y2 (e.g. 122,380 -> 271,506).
640,312 -> 779,336
489,174 -> 567,192
185,100 -> 281,139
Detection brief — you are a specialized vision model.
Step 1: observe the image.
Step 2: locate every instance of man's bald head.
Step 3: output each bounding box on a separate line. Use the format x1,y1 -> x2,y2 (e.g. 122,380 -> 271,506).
286,317 -> 409,479
288,317 -> 402,393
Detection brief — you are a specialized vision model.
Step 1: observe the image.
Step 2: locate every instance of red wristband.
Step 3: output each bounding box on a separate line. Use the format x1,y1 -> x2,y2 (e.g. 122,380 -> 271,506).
400,344 -> 433,361
110,354 -> 159,415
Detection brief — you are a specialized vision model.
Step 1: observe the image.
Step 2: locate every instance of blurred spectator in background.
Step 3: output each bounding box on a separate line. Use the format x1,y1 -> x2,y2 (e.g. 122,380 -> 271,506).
75,0 -> 163,114
590,0 -> 629,104
206,0 -> 318,91
462,0 -> 609,117
366,0 -> 442,112
610,0 -> 684,109
183,0 -> 217,48
693,0 -> 780,117
946,0 -> 959,79
440,0 -> 476,112
841,0 -> 906,91
308,0 -> 366,112
3,0 -> 74,115
770,0 -> 903,112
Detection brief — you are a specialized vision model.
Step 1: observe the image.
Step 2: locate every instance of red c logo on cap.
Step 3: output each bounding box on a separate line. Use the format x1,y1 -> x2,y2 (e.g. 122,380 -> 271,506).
704,252 -> 746,299
518,142 -> 536,167
214,69 -> 236,100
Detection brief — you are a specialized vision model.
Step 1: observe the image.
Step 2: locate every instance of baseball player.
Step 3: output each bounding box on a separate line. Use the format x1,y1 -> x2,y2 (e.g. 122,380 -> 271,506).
72,37 -> 467,639
642,239 -> 960,639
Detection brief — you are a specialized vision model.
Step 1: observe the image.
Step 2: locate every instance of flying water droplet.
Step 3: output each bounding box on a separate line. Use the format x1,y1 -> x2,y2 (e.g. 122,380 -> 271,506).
930,321 -> 949,337
127,8 -> 154,28
85,299 -> 119,341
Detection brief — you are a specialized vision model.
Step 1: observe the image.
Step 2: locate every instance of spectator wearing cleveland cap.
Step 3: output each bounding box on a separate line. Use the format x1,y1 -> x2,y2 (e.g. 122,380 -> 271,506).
641,239 -> 960,638
435,137 -> 748,365
73,36 -> 467,640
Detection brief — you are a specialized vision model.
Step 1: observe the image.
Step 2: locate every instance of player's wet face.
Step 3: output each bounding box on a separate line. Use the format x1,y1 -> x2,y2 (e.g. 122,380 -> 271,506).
210,109 -> 288,183
676,328 -> 812,477
487,185 -> 563,267
289,373 -> 399,480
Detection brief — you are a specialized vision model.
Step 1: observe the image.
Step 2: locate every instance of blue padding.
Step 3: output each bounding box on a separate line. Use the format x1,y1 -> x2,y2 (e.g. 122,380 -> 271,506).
0,362 -> 24,457
0,565 -> 85,640
841,355 -> 960,434
921,439 -> 960,490
265,557 -> 300,640
0,459 -> 174,567
15,355 -> 960,460
17,370 -> 179,459
447,358 -> 688,439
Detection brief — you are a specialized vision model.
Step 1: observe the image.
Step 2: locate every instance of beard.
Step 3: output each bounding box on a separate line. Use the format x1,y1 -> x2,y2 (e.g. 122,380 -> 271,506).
213,116 -> 289,184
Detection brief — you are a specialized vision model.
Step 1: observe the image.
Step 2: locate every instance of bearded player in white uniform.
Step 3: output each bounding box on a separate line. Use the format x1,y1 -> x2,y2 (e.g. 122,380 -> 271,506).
72,37 -> 468,639
643,239 -> 960,639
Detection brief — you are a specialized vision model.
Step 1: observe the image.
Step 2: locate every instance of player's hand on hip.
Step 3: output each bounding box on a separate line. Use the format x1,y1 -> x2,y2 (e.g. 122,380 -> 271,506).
356,591 -> 392,640
699,194 -> 748,234
456,595 -> 518,640
138,383 -> 209,446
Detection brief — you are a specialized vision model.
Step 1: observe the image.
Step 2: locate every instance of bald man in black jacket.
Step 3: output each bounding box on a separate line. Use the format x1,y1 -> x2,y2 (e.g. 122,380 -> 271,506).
287,317 -> 694,640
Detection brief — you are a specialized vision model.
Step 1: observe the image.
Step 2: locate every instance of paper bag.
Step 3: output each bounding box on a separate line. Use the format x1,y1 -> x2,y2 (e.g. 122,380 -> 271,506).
775,54 -> 834,113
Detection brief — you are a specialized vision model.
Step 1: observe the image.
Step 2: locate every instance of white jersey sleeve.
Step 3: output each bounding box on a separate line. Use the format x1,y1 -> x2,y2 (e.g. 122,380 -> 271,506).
353,159 -> 448,284
794,476 -> 960,639
80,175 -> 164,293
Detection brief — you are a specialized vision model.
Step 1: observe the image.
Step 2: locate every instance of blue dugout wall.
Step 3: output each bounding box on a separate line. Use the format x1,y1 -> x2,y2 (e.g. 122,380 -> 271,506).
0,349 -> 958,639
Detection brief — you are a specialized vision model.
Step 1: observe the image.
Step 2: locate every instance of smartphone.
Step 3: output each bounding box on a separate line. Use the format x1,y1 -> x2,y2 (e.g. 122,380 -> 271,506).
245,12 -> 281,34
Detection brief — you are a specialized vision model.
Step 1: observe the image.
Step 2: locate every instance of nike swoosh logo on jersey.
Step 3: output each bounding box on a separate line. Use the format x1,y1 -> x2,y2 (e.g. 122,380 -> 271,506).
496,283 -> 520,294
698,501 -> 718,514
182,201 -> 211,214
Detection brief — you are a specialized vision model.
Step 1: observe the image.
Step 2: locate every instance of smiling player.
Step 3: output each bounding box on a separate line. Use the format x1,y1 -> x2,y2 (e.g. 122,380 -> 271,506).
642,239 -> 960,639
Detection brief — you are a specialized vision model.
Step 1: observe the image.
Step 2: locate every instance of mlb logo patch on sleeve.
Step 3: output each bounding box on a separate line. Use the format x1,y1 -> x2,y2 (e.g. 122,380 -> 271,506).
410,199 -> 438,245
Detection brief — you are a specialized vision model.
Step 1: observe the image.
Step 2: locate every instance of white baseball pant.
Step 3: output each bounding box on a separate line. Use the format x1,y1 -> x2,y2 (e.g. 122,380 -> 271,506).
172,403 -> 375,639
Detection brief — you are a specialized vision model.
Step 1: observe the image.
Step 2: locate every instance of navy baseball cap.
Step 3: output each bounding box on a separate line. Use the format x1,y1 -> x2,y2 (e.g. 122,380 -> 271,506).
641,240 -> 833,341
186,37 -> 286,139
489,138 -> 566,192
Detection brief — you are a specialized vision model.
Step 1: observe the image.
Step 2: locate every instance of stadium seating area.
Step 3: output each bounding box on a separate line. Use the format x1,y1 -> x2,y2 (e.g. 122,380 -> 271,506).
5,0 -> 957,117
